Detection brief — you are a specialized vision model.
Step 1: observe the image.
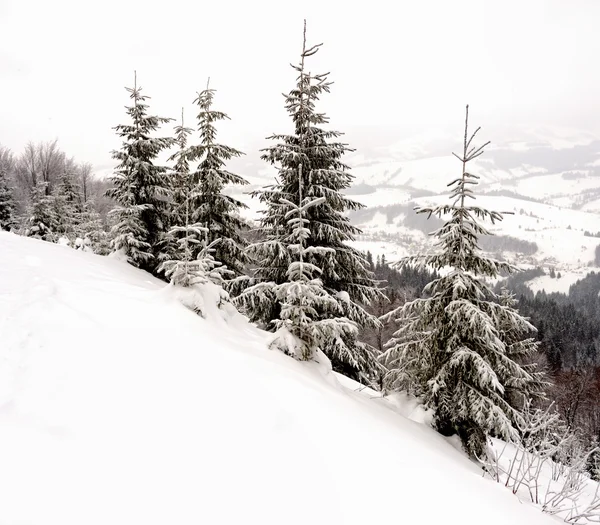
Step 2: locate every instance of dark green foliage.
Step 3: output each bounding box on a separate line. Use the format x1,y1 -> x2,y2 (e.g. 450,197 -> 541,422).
105,74 -> 174,272
26,183 -> 54,241
0,166 -> 16,231
234,23 -> 382,379
584,230 -> 600,238
381,107 -> 546,459
76,200 -> 111,253
184,82 -> 249,275
359,255 -> 439,389
509,272 -> 600,371
50,169 -> 83,240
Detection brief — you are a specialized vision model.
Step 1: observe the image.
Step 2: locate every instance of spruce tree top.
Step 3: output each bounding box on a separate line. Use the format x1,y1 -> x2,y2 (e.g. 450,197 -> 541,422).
169,108 -> 194,218
185,79 -> 249,275
187,80 -> 247,191
109,72 -> 174,206
105,72 -> 175,271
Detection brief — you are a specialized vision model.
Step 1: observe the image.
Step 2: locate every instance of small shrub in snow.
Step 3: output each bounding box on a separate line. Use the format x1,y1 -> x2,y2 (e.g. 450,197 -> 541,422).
483,401 -> 600,523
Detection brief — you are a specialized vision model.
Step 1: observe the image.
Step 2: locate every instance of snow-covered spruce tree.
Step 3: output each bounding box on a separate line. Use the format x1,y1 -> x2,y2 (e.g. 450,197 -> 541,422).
168,108 -> 194,231
0,165 -> 16,231
160,108 -> 194,267
185,80 -> 249,275
497,286 -> 548,411
50,168 -> 83,241
26,182 -> 54,241
75,200 -> 109,253
380,106 -> 546,459
240,188 -> 358,361
159,110 -> 232,315
105,72 -> 174,272
234,21 -> 381,377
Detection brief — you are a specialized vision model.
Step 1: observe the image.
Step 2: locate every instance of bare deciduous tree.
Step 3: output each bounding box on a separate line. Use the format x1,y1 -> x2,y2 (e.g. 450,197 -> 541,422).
15,140 -> 65,195
79,162 -> 93,203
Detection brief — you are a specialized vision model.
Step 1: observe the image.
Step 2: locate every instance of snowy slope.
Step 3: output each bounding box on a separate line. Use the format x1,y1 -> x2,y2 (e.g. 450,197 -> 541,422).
0,232 -> 556,525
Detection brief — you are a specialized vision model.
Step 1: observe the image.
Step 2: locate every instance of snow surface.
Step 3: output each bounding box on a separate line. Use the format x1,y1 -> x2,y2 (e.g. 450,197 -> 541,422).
527,269 -> 598,294
0,231 -> 556,525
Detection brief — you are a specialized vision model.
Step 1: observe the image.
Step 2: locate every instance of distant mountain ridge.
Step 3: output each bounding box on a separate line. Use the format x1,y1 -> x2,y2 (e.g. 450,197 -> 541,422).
226,130 -> 600,284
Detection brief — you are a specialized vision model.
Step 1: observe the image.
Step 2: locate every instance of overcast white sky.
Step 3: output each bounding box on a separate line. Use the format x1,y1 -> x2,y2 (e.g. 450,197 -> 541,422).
1,0 -> 599,173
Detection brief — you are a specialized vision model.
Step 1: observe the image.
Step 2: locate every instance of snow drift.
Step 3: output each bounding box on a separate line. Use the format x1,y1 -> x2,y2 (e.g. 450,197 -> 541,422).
0,231 -> 554,524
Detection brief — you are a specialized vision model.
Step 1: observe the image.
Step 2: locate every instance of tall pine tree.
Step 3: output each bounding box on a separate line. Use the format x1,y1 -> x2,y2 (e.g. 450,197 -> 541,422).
159,109 -> 232,316
234,21 -> 382,378
250,194 -> 359,362
27,182 -> 54,241
106,72 -> 174,271
50,167 -> 83,240
161,108 -> 230,285
185,80 -> 249,275
0,165 -> 15,231
168,108 -> 194,231
76,199 -> 109,253
380,106 -> 546,458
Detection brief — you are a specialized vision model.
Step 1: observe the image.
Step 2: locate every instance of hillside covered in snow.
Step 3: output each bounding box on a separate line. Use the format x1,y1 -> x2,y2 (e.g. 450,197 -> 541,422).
0,231 -> 560,524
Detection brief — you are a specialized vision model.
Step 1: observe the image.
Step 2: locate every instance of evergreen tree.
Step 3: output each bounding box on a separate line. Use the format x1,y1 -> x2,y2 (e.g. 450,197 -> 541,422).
159,110 -> 232,315
160,108 -> 194,267
497,286 -> 548,410
76,199 -> 109,253
185,79 -> 249,275
234,21 -> 381,378
160,109 -> 231,285
380,106 -> 546,458
105,72 -> 174,271
26,182 -> 54,241
169,108 -> 194,230
239,183 -> 357,361
50,168 -> 83,240
0,165 -> 16,231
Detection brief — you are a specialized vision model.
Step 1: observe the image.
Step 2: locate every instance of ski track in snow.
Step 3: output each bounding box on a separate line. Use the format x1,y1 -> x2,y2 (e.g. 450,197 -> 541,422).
0,231 -> 558,525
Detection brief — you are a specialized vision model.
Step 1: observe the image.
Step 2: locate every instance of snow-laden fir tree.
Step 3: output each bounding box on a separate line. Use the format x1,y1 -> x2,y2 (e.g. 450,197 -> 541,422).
75,199 -> 109,253
26,182 -> 54,241
106,72 -> 174,272
0,165 -> 16,231
159,110 -> 232,315
185,80 -> 249,275
168,108 -> 194,231
240,182 -> 358,361
161,108 -> 195,267
50,168 -> 83,241
234,21 -> 381,377
496,286 -> 548,410
380,106 -> 546,459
